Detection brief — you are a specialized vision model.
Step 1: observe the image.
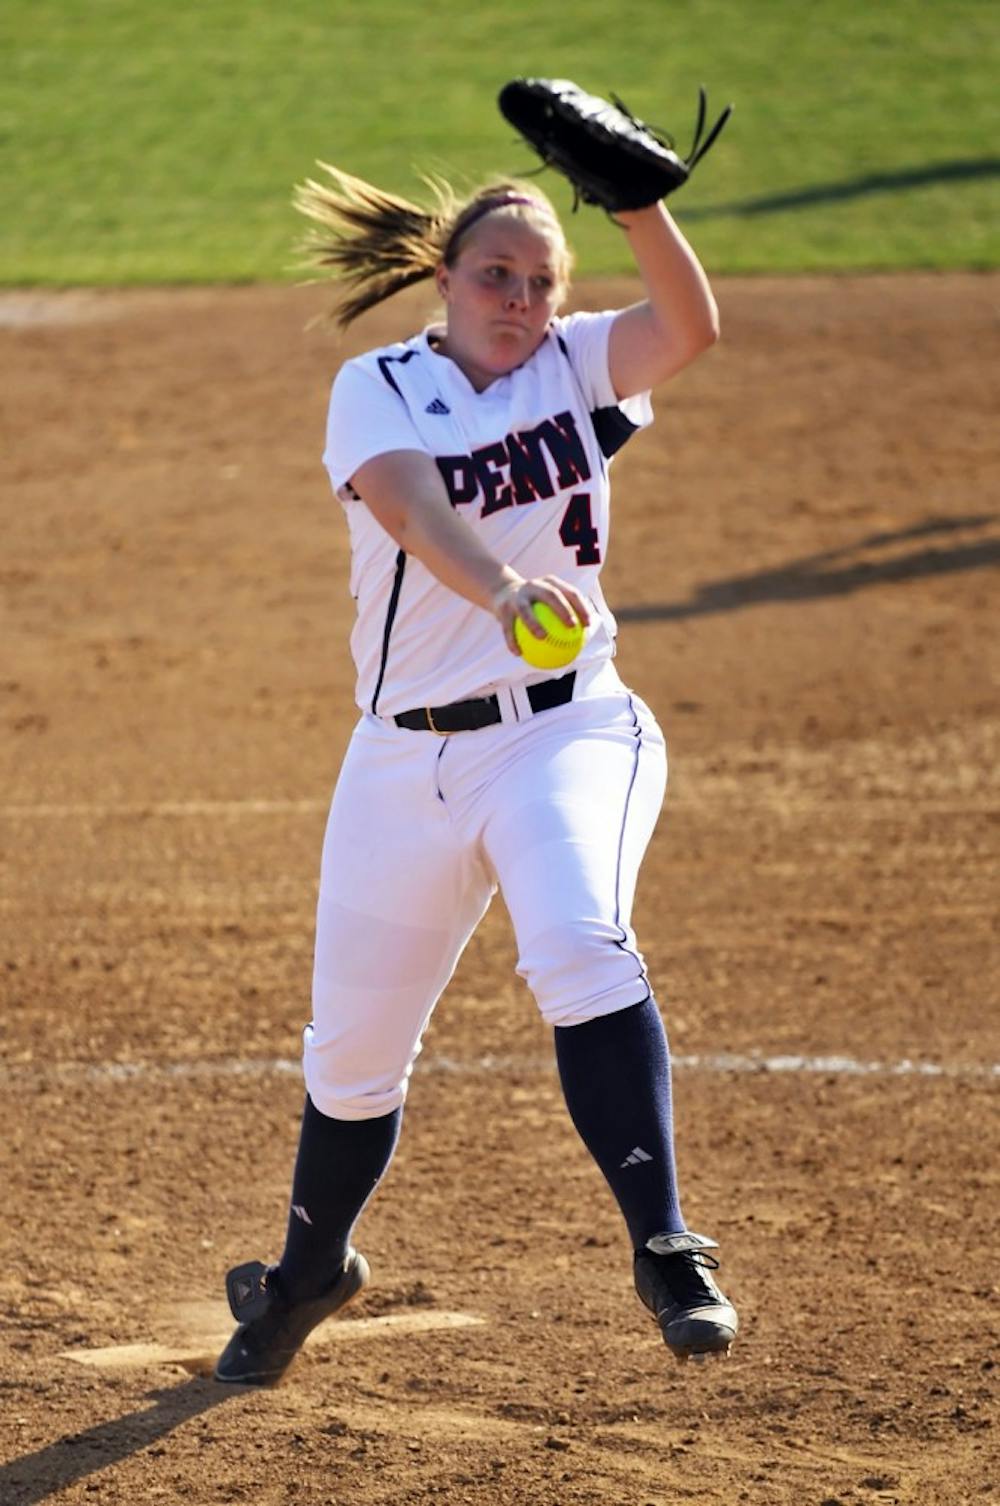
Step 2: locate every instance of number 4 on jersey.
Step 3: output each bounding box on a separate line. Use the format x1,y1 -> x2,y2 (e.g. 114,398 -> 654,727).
559,492 -> 601,565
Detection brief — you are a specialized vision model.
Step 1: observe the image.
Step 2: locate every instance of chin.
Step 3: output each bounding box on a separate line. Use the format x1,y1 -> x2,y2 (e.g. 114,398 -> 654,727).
490,331 -> 543,366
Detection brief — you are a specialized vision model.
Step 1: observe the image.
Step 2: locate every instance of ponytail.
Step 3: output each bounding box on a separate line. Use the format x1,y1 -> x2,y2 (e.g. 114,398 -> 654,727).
294,165 -> 566,328
294,165 -> 457,327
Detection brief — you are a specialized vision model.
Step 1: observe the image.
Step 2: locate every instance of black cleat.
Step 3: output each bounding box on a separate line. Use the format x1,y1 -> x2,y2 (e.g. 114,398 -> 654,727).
214,1248 -> 370,1386
634,1231 -> 738,1362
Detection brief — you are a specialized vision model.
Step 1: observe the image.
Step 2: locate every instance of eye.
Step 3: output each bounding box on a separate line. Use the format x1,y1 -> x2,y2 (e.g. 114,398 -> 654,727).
532,274 -> 555,291
485,264 -> 508,280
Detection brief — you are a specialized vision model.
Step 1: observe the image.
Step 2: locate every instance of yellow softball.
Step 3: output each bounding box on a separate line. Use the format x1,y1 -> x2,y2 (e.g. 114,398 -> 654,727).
513,602 -> 586,670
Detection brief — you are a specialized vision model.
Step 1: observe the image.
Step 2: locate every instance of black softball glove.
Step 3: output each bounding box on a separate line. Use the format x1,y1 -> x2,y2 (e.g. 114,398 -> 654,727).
498,77 -> 732,213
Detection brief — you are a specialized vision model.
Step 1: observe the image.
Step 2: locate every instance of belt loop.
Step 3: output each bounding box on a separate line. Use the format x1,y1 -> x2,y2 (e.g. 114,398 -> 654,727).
508,682 -> 532,723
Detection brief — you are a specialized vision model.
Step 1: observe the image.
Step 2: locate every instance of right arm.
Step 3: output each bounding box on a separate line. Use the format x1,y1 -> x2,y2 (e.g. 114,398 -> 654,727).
350,449 -> 591,655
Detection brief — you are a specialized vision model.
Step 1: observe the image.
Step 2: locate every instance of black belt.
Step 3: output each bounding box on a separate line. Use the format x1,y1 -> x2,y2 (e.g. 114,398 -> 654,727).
394,671 -> 577,734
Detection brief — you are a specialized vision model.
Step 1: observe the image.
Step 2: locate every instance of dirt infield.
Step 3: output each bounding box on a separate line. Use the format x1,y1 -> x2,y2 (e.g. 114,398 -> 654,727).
1,274 -> 997,1505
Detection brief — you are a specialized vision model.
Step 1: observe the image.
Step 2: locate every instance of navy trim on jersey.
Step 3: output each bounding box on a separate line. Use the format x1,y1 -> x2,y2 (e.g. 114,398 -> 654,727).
377,349 -> 419,397
554,331 -> 641,461
368,352 -> 420,714
370,549 -> 407,715
591,405 -> 641,460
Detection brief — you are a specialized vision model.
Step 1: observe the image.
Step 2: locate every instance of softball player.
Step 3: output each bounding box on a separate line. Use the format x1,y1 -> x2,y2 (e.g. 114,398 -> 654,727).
215,169 -> 737,1385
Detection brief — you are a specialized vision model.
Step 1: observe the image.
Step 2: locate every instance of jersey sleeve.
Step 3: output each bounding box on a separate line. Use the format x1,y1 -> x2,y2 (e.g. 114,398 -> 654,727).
323,354 -> 429,498
553,310 -> 654,457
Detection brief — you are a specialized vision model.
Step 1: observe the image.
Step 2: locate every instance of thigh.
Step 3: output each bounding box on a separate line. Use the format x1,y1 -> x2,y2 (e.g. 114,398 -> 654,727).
482,691 -> 667,1025
305,719 -> 495,1118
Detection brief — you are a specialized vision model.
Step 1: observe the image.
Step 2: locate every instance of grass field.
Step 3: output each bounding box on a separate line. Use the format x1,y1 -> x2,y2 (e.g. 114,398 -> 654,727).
1,0 -> 998,282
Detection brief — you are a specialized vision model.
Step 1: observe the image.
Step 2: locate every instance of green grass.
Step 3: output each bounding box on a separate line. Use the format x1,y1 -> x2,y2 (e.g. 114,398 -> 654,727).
1,0 -> 997,283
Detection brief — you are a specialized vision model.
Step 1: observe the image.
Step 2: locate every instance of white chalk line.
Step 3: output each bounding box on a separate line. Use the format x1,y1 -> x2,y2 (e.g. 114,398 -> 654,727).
0,799 -> 329,819
1,1051 -> 996,1089
60,1309 -> 484,1372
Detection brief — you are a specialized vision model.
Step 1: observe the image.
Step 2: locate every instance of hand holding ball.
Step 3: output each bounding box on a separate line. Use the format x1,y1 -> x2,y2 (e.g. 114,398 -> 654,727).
514,602 -> 586,670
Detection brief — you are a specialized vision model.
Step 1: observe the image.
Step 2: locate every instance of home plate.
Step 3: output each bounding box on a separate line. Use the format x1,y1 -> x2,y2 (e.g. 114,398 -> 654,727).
59,1310 -> 485,1372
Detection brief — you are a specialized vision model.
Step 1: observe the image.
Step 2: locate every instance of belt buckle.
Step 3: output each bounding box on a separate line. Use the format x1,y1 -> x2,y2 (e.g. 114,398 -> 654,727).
425,706 -> 451,737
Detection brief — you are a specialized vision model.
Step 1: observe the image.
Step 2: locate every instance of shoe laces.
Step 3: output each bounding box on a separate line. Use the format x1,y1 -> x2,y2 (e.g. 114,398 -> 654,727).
656,1248 -> 722,1305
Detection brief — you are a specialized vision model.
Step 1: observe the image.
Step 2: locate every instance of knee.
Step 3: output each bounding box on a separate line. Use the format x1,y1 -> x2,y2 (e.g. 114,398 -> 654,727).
519,920 -> 651,1028
302,1023 -> 412,1121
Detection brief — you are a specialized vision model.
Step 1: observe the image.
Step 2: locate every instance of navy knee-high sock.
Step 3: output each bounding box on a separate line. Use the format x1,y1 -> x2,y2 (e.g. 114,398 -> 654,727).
554,997 -> 685,1249
277,1095 -> 402,1302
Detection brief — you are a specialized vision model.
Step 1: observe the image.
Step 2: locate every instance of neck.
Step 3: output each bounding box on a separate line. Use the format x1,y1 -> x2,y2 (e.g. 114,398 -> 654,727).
430,331 -> 496,393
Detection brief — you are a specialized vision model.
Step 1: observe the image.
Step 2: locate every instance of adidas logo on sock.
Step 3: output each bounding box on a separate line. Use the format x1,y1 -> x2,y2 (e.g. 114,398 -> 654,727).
425,397 -> 450,415
291,1204 -> 313,1225
621,1146 -> 654,1168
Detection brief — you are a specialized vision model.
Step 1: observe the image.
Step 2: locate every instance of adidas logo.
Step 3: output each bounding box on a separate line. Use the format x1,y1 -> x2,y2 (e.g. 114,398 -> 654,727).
425,397 -> 450,415
291,1203 -> 313,1225
621,1146 -> 653,1168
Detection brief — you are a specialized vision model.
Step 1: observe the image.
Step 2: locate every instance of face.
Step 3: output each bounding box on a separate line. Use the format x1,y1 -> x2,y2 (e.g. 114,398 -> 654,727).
434,212 -> 568,391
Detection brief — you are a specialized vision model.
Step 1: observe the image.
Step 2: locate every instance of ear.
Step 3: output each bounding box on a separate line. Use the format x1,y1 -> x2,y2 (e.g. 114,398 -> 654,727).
434,263 -> 450,300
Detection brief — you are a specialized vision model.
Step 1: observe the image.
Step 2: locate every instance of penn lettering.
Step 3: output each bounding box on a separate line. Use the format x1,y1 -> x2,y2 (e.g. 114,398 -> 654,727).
435,411 -> 592,515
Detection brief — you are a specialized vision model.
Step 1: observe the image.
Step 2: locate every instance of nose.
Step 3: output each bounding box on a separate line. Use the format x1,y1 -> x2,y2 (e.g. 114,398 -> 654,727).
504,276 -> 530,310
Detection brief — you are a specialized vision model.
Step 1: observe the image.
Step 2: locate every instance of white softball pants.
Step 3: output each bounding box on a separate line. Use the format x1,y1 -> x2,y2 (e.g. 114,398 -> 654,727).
303,660 -> 667,1119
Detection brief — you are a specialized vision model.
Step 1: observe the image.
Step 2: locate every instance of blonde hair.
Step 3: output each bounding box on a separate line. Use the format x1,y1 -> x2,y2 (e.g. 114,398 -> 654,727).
293,165 -> 570,327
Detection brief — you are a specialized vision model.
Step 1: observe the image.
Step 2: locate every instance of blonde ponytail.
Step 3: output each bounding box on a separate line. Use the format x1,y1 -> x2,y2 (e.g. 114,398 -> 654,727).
293,165 -> 567,328
294,165 -> 458,327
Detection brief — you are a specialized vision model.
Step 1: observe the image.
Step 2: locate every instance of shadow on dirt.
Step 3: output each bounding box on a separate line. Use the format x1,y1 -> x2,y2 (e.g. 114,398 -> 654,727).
678,157 -> 1000,219
615,514 -> 1000,623
0,1378 -> 236,1505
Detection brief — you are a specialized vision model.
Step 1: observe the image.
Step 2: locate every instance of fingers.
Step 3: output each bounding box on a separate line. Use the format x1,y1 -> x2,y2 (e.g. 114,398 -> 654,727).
552,580 -> 592,629
492,575 -> 592,658
525,576 -> 592,631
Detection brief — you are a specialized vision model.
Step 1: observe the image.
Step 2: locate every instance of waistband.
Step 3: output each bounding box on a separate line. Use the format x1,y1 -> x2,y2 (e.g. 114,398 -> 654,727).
394,670 -> 576,734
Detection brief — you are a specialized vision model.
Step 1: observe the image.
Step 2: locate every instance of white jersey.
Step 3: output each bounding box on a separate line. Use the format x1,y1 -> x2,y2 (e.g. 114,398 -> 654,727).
323,309 -> 653,717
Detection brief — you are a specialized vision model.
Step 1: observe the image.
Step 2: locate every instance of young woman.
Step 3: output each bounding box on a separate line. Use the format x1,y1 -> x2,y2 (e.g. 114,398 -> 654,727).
214,166 -> 738,1385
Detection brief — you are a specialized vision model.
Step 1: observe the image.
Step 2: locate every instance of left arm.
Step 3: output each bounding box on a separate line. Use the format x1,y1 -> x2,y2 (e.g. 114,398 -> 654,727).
607,203 -> 720,399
